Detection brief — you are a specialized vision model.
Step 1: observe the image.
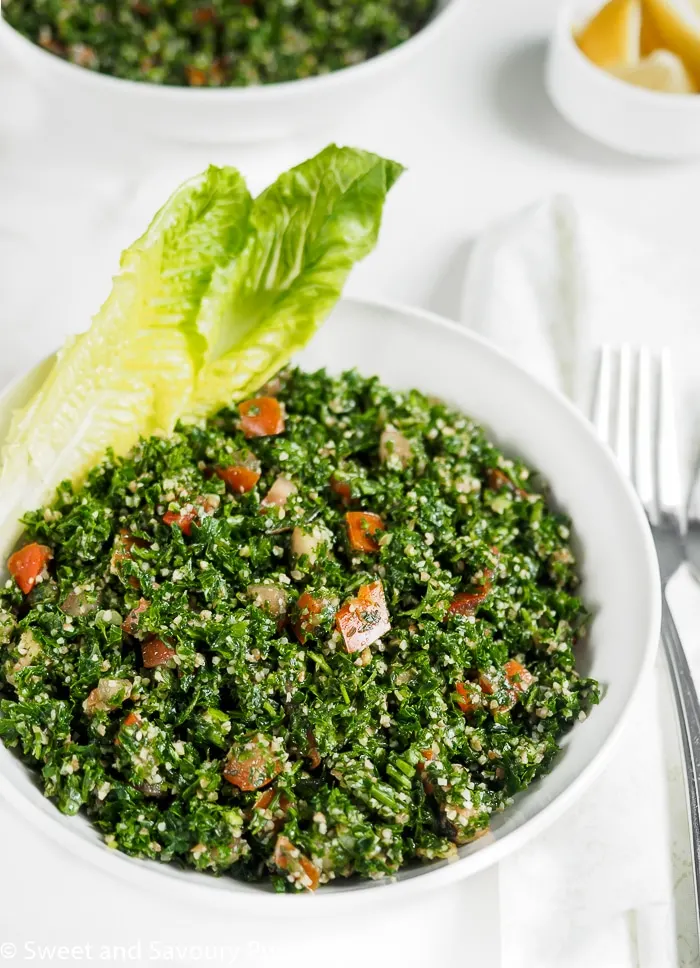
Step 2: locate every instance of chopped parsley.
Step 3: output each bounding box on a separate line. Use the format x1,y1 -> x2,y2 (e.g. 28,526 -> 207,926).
0,368 -> 599,890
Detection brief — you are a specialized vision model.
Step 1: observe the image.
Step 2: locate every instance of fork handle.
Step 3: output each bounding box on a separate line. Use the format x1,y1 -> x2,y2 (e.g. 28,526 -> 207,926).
660,595 -> 700,942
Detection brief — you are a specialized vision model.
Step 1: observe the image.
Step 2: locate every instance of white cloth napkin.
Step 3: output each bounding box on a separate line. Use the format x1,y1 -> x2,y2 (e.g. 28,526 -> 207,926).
460,196 -> 700,968
461,195 -> 700,467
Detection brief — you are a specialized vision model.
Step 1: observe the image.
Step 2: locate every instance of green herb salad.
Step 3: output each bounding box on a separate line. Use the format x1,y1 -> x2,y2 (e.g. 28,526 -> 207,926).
1,0 -> 438,87
0,146 -> 599,891
0,370 -> 598,890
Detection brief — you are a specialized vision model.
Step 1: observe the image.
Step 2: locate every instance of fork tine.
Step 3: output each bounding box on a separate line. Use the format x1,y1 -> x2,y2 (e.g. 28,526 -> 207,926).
593,347 -> 681,529
635,347 -> 656,522
657,348 -> 682,521
592,345 -> 613,443
615,345 -> 633,478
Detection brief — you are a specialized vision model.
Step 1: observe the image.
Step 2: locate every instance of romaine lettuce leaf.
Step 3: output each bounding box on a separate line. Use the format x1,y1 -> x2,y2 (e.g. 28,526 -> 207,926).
0,146 -> 401,553
0,165 -> 251,543
190,145 -> 404,415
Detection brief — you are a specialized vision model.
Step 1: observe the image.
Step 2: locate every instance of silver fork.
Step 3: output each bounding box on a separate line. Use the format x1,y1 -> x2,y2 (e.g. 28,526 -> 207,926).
594,345 -> 700,942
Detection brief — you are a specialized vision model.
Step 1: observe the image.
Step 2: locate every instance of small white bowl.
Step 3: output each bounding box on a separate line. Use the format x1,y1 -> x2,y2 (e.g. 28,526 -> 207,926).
0,1 -> 461,143
547,0 -> 700,158
0,298 -> 660,911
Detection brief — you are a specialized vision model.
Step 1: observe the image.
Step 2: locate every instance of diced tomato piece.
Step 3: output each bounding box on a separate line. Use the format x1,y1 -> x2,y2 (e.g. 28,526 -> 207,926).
254,788 -> 275,811
239,397 -> 285,439
223,735 -> 283,791
417,748 -> 434,774
255,787 -> 290,815
111,531 -> 142,564
293,591 -> 333,644
261,476 -> 296,508
504,659 -> 535,694
185,64 -> 207,86
122,598 -> 150,636
120,530 -> 146,553
345,511 -> 384,553
114,709 -> 142,746
273,834 -> 320,891
486,468 -> 512,491
455,681 -> 481,714
330,475 -> 352,504
479,669 -> 517,713
61,588 -> 98,618
141,638 -> 176,669
198,493 -> 220,516
8,543 -> 52,595
479,660 -> 535,711
192,6 -> 216,24
448,586 -> 491,617
110,531 -> 148,589
478,671 -> 500,696
163,507 -> 198,536
486,467 -> 528,499
306,729 -> 321,769
84,677 -> 132,716
216,458 -> 261,494
254,787 -> 292,833
336,580 -> 391,654
254,788 -> 291,835
163,509 -> 186,531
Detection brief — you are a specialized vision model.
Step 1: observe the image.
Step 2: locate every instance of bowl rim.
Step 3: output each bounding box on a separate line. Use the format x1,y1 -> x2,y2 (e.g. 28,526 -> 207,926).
0,0 -> 463,101
0,295 -> 661,913
556,0 -> 700,106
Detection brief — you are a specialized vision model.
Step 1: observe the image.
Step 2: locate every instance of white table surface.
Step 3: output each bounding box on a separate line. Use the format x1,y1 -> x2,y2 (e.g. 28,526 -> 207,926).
2,0 -> 700,964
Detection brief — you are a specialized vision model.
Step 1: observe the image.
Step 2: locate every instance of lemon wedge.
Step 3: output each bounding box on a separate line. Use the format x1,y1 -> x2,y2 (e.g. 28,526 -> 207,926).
643,0 -> 700,81
640,4 -> 667,52
608,46 -> 699,89
576,0 -> 643,67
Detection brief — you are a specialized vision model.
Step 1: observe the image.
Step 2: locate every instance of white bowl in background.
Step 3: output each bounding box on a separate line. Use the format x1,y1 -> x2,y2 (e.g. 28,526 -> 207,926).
547,0 -> 700,158
0,297 -> 660,911
0,1 -> 461,143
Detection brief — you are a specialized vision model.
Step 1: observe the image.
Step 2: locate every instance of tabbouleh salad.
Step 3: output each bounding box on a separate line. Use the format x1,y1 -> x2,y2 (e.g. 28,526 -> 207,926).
0,367 -> 599,892
1,0 -> 439,87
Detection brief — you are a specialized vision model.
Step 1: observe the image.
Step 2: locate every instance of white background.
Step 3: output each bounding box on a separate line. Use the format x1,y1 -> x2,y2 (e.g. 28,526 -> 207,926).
2,0 -> 700,964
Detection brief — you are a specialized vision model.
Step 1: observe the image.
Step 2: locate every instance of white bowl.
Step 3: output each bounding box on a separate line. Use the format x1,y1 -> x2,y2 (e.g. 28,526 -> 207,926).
0,297 -> 660,912
0,2 -> 461,143
547,0 -> 700,158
